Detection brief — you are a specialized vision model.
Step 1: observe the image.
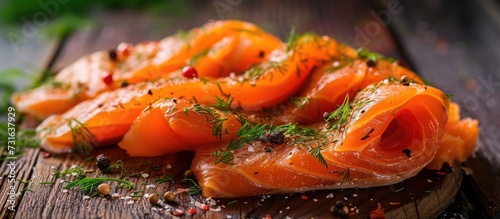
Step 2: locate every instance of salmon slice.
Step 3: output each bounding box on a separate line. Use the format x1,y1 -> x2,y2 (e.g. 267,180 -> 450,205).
426,102 -> 479,169
191,81 -> 450,197
12,20 -> 281,119
37,34 -> 341,154
118,97 -> 242,156
284,58 -> 423,123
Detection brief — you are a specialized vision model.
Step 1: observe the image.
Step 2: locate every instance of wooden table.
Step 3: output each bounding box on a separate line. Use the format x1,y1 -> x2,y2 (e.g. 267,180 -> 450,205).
1,0 -> 499,218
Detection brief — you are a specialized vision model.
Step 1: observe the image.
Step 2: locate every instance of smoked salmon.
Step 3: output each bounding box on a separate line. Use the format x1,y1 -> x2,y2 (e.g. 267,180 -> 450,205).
192,80 -> 451,197
19,20 -> 479,198
12,20 -> 281,119
37,34 -> 347,154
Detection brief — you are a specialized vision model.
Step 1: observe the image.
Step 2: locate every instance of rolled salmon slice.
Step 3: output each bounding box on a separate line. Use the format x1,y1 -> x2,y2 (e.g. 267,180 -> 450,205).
285,58 -> 423,123
192,81 -> 451,197
12,20 -> 281,119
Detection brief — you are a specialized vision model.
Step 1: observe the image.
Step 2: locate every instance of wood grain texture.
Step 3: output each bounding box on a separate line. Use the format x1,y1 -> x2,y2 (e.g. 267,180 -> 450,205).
14,147 -> 463,219
1,0 -> 495,218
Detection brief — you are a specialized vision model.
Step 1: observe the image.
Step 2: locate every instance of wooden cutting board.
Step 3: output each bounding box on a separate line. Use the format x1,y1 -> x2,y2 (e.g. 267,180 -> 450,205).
14,146 -> 463,218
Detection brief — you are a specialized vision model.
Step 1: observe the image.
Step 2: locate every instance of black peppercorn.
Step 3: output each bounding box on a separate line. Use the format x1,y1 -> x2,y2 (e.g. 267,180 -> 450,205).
108,50 -> 118,61
268,130 -> 285,144
120,81 -> 129,88
402,148 -> 412,158
330,201 -> 347,217
366,59 -> 377,67
258,50 -> 265,58
401,76 -> 411,86
96,154 -> 111,170
260,135 -> 269,143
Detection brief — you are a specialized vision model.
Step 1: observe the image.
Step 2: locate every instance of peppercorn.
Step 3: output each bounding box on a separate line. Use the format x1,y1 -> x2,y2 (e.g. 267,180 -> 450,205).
120,80 -> 129,88
401,76 -> 411,86
330,201 -> 347,217
163,191 -> 175,202
260,135 -> 269,143
184,169 -> 193,178
258,50 -> 265,58
268,130 -> 285,144
96,154 -> 111,171
97,183 -> 110,195
402,148 -> 412,158
149,193 -> 159,205
108,50 -> 118,61
366,59 -> 377,67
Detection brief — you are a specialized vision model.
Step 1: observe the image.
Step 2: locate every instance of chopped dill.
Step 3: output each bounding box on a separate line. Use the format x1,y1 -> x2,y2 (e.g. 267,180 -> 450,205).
213,121 -> 326,165
285,26 -> 297,52
394,187 -> 405,193
155,174 -> 174,184
187,49 -> 209,65
53,164 -> 85,179
67,118 -> 95,156
309,146 -> 328,168
101,160 -> 127,177
184,100 -> 230,140
182,178 -> 201,195
325,94 -> 351,131
357,48 -> 396,62
330,168 -> 351,181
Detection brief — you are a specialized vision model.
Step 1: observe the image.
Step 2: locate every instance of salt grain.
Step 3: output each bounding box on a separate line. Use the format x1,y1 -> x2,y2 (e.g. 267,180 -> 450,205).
326,193 -> 334,199
141,173 -> 149,178
146,184 -> 156,189
126,200 -> 134,205
82,196 -> 90,200
352,194 -> 358,197
166,164 -> 172,169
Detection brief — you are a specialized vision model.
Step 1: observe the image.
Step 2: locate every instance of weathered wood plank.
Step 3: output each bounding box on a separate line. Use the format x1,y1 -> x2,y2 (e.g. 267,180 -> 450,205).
375,0 -> 500,217
0,18 -> 60,219
15,147 -> 463,219
0,148 -> 40,219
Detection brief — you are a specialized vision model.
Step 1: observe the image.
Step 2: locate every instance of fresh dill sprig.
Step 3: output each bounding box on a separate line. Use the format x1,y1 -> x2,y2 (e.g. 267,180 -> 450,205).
211,96 -> 235,114
213,122 -> 326,165
308,146 -> 328,168
53,164 -> 85,179
184,102 -> 229,140
325,94 -> 351,131
286,26 -> 297,52
155,174 -> 174,184
187,49 -> 209,65
182,178 -> 201,195
67,118 -> 95,156
243,61 -> 287,83
64,177 -> 134,195
357,48 -> 396,62
330,168 -> 352,181
101,160 -> 127,177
